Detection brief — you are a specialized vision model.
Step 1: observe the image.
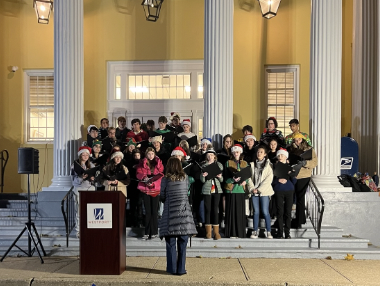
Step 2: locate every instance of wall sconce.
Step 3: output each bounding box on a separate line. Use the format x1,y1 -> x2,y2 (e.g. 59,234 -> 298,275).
257,0 -> 281,19
141,0 -> 164,22
33,0 -> 53,24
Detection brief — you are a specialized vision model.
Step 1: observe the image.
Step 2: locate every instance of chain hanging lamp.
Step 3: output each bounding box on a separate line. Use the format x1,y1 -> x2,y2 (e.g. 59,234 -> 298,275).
141,0 -> 164,22
257,0 -> 281,19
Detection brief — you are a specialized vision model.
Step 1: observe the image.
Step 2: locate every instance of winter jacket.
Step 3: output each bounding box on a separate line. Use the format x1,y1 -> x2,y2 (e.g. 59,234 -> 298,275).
102,163 -> 130,197
136,157 -> 164,197
71,161 -> 95,189
158,176 -> 197,238
249,159 -> 274,197
288,144 -> 318,179
200,161 -> 224,195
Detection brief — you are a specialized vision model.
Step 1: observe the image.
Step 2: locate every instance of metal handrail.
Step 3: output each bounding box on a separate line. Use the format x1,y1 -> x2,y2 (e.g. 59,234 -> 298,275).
0,150 -> 9,193
306,178 -> 325,249
61,187 -> 76,247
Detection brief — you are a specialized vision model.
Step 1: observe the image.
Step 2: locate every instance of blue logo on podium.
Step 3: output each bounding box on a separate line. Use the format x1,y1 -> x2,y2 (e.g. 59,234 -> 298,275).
94,208 -> 104,220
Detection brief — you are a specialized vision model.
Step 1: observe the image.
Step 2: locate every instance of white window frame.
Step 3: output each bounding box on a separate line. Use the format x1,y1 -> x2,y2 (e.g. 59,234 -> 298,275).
23,69 -> 54,144
107,60 -> 204,136
265,65 -> 300,135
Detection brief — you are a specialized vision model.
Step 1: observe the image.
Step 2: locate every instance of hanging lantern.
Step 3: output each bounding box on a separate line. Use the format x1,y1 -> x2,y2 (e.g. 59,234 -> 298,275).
33,0 -> 53,24
141,0 -> 164,22
257,0 -> 281,19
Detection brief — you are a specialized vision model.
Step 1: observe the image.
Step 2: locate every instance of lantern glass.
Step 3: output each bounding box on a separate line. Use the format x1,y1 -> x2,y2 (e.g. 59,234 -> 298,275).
33,0 -> 53,24
141,0 -> 164,22
258,0 -> 281,19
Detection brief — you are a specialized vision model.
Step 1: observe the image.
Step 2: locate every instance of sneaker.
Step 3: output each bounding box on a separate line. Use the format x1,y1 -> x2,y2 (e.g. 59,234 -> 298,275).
142,234 -> 149,239
266,231 -> 273,239
250,231 -> 258,239
76,232 -> 80,239
198,222 -> 203,228
151,234 -> 158,239
285,234 -> 292,239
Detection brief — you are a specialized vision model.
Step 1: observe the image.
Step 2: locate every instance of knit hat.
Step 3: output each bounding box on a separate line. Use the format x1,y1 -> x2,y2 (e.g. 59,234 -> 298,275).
150,135 -> 163,144
87,125 -> 98,133
78,146 -> 92,157
126,138 -> 137,147
293,133 -> 305,140
171,146 -> 187,157
181,119 -> 191,127
111,151 -> 124,160
231,144 -> 243,154
201,137 -> 212,145
244,133 -> 256,142
205,148 -> 216,155
170,112 -> 181,121
92,139 -> 102,147
276,148 -> 289,159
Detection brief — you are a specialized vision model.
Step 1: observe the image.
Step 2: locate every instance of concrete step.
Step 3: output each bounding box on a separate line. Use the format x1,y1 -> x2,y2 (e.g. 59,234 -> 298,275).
290,225 -> 344,238
0,217 -> 65,227
1,200 -> 36,209
0,225 -> 67,236
0,209 -> 38,217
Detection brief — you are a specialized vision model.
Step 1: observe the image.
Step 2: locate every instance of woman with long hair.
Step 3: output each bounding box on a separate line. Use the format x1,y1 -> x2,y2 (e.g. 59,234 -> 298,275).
249,145 -> 274,239
136,147 -> 164,239
102,151 -> 130,197
159,157 -> 197,275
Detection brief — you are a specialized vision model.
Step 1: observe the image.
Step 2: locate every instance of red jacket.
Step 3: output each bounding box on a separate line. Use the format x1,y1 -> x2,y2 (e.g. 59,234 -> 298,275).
126,130 -> 149,143
136,157 -> 164,197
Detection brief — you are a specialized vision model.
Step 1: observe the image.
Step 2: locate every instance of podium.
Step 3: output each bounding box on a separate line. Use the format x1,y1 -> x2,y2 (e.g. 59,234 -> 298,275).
79,191 -> 126,275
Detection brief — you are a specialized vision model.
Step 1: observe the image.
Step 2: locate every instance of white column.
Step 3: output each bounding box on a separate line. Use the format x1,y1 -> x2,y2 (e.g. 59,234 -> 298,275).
45,0 -> 84,190
309,0 -> 346,191
204,0 -> 233,150
352,0 -> 379,174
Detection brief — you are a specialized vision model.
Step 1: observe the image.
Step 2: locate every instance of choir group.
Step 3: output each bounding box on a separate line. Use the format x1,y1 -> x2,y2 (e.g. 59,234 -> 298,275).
71,113 -> 318,243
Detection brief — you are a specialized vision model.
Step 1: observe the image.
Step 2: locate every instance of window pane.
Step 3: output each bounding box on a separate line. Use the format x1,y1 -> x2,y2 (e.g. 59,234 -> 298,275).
198,73 -> 204,99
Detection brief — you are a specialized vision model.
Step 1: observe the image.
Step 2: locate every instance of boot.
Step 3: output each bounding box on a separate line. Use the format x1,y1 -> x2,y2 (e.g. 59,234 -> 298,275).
213,225 -> 221,240
205,224 -> 212,239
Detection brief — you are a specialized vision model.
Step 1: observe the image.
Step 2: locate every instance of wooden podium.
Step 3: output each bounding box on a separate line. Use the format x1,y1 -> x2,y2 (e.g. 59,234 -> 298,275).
79,191 -> 126,275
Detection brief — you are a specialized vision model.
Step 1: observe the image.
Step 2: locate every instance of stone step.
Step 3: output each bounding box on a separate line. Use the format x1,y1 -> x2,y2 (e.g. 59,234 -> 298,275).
0,225 -> 67,236
0,209 -> 38,217
1,200 -> 36,209
2,245 -> 380,260
0,217 -> 65,227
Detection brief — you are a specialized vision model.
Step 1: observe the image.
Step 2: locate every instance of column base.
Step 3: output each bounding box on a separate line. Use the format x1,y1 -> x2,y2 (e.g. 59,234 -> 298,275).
39,176 -> 73,218
311,175 -> 351,192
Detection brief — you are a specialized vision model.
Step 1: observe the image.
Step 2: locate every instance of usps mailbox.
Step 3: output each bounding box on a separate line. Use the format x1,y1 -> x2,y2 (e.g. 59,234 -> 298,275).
341,137 -> 359,176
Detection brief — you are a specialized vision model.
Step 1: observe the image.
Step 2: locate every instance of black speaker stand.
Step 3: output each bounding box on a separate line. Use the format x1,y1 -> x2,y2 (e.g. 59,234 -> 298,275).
1,174 -> 46,263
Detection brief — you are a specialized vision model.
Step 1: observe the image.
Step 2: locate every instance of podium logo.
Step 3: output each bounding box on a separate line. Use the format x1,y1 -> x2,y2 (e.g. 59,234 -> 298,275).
94,208 -> 104,220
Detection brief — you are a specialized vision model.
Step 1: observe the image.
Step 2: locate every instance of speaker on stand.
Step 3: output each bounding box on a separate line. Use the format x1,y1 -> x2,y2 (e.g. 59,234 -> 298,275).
1,148 -> 46,263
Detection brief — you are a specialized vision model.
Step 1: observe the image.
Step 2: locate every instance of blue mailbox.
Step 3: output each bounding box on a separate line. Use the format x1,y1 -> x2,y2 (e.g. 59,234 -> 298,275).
341,137 -> 359,176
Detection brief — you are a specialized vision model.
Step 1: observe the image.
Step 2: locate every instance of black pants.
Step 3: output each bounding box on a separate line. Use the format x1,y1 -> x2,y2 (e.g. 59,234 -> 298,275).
129,186 -> 143,226
275,191 -> 294,237
143,193 -> 159,236
294,177 -> 310,226
204,193 -> 221,225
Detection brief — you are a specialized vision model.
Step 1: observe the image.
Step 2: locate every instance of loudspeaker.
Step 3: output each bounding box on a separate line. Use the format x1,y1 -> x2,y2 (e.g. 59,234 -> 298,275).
18,148 -> 39,174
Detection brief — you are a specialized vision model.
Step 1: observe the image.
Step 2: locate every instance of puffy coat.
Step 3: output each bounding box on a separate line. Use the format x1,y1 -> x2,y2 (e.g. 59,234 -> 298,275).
249,159 -> 274,197
159,176 -> 197,238
200,161 -> 224,195
136,157 -> 164,197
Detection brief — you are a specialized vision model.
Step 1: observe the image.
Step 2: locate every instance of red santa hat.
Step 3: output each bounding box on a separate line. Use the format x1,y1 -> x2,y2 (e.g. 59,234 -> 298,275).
181,119 -> 191,127
244,133 -> 256,142
231,144 -> 243,154
276,148 -> 289,159
171,146 -> 187,157
78,146 -> 92,157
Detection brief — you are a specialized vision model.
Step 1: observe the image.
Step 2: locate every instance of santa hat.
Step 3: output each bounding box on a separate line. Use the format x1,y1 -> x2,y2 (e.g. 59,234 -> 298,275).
78,146 -> 92,157
276,148 -> 289,159
150,135 -> 163,144
170,112 -> 181,121
111,151 -> 124,160
181,119 -> 191,127
231,144 -> 243,154
87,125 -> 98,133
171,146 -> 187,157
201,137 -> 212,145
244,133 -> 256,142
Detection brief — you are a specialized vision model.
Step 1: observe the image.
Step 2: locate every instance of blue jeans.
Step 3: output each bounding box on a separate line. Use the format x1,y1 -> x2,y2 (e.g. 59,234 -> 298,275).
251,195 -> 271,231
165,235 -> 188,275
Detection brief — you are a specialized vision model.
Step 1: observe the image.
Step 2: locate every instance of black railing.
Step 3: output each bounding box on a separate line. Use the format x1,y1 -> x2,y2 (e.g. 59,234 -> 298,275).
305,178 -> 325,249
0,150 -> 9,193
61,187 -> 76,247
